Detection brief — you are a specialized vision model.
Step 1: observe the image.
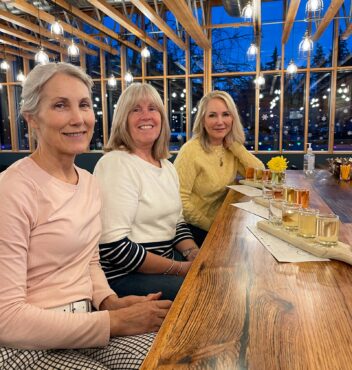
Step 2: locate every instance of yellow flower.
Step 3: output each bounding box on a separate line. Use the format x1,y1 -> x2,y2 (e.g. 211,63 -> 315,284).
267,156 -> 289,172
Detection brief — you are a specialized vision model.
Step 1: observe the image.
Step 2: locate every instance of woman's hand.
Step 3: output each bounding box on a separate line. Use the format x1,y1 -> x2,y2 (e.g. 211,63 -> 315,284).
109,299 -> 172,336
185,248 -> 199,261
100,292 -> 163,311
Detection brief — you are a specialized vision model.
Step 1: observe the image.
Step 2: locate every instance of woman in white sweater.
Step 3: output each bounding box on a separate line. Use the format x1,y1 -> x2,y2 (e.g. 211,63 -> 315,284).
94,83 -> 199,300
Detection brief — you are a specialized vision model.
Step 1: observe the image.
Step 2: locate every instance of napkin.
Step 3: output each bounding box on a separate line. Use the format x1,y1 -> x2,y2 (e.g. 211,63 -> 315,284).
231,201 -> 269,219
228,185 -> 263,197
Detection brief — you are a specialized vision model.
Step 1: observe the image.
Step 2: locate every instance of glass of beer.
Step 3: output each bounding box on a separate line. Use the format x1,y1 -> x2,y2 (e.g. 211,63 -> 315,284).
283,185 -> 296,203
340,164 -> 351,181
298,208 -> 319,238
272,184 -> 284,200
295,188 -> 310,208
254,168 -> 263,182
316,213 -> 340,246
245,167 -> 254,181
262,179 -> 273,199
282,202 -> 301,231
269,199 -> 284,227
262,169 -> 271,182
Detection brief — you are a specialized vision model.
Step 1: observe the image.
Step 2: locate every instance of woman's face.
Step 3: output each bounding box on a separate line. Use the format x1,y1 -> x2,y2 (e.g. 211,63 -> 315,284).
26,73 -> 94,159
203,98 -> 233,145
127,99 -> 162,150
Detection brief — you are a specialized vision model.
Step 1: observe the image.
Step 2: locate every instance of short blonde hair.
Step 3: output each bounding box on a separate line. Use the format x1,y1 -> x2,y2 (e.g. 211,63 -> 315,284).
192,90 -> 245,152
105,83 -> 170,160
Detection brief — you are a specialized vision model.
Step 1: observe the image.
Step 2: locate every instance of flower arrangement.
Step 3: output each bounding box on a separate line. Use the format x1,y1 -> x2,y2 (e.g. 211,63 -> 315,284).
267,156 -> 289,172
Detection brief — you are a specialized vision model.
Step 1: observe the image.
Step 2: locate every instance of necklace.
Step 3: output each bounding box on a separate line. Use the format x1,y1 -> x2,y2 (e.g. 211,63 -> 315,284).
214,146 -> 225,167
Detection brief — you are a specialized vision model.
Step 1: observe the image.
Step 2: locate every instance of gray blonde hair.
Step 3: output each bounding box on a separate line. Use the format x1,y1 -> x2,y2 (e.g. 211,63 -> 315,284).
20,62 -> 93,117
192,90 -> 245,152
105,83 -> 170,160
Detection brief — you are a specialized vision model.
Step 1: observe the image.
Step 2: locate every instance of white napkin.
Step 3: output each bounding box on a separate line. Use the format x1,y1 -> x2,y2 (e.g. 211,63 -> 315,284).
231,200 -> 269,219
227,185 -> 263,197
247,225 -> 330,263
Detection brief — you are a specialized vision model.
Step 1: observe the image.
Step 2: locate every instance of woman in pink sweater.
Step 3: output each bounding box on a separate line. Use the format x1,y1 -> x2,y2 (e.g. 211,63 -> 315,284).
0,62 -> 171,369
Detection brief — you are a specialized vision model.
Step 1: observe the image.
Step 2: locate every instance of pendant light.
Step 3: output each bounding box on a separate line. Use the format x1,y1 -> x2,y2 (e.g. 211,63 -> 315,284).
34,7 -> 49,65
1,44 -> 10,72
287,59 -> 298,75
125,71 -> 133,84
141,46 -> 151,61
68,39 -> 80,59
299,30 -> 313,58
254,74 -> 265,87
247,42 -> 258,61
107,74 -> 117,90
241,1 -> 254,21
305,0 -> 323,20
51,20 -> 64,37
16,70 -> 26,82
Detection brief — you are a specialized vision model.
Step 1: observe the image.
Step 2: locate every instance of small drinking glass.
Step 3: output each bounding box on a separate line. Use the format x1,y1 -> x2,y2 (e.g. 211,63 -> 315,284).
340,164 -> 351,181
283,185 -> 296,204
269,199 -> 284,227
272,184 -> 284,200
282,202 -> 301,231
295,188 -> 310,208
316,213 -> 340,246
298,208 -> 319,238
262,169 -> 271,182
262,179 -> 273,199
254,168 -> 263,182
245,167 -> 254,181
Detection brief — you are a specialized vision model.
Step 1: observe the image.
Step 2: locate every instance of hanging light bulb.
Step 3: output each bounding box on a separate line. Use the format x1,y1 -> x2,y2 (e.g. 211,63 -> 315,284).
107,74 -> 117,89
247,42 -> 258,61
287,59 -> 298,75
35,47 -> 49,65
68,39 -> 80,58
241,1 -> 253,20
51,19 -> 64,37
299,31 -> 313,57
125,71 -> 133,84
305,0 -> 323,20
141,46 -> 151,61
254,74 -> 265,86
16,70 -> 26,82
0,59 -> 10,71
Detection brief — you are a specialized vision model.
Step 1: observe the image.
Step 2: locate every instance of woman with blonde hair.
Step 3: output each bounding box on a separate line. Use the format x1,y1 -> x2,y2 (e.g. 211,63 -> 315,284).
174,90 -> 264,245
0,63 -> 172,369
94,83 -> 199,301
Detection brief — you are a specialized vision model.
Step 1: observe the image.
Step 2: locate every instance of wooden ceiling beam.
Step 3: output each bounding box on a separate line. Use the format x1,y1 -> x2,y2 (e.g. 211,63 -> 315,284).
54,0 -> 140,53
0,22 -> 69,55
0,35 -> 57,58
341,23 -> 352,40
162,0 -> 211,49
87,0 -> 163,52
9,0 -> 118,55
282,0 -> 300,44
312,0 -> 345,41
0,9 -> 97,56
130,0 -> 186,50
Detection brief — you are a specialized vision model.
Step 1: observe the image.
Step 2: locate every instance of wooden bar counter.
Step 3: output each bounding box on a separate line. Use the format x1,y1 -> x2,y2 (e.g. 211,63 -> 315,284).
141,170 -> 352,370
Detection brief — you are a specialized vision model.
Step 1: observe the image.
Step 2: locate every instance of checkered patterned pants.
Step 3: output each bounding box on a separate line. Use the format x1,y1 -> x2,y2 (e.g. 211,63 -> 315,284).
0,333 -> 155,369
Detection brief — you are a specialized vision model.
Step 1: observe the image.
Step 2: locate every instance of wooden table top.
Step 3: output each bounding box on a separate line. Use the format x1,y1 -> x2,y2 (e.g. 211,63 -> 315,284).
141,170 -> 352,370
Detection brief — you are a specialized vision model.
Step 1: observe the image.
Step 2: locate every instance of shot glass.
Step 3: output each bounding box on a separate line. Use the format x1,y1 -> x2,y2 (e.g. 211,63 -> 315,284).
245,167 -> 254,181
316,213 -> 340,246
282,202 -> 301,231
269,199 -> 284,227
298,208 -> 319,238
283,185 -> 296,204
262,179 -> 273,199
262,169 -> 272,182
272,184 -> 284,200
254,168 -> 263,182
340,164 -> 351,181
295,188 -> 310,208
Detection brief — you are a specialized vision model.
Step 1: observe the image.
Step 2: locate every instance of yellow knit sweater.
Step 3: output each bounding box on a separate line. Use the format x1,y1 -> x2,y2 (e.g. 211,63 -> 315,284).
174,138 -> 265,231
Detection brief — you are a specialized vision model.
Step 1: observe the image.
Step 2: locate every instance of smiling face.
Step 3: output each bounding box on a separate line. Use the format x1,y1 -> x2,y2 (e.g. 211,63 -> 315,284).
25,73 -> 94,160
127,99 -> 162,151
203,98 -> 233,145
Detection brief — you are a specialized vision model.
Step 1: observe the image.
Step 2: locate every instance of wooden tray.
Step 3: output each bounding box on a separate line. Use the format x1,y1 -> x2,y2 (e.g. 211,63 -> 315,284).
239,179 -> 263,189
257,220 -> 352,266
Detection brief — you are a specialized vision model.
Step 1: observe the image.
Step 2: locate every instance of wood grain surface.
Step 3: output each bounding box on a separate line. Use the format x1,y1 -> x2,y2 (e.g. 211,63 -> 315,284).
141,170 -> 352,370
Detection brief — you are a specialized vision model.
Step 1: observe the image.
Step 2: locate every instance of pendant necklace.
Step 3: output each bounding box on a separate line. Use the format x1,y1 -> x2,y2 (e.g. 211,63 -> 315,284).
214,146 -> 225,167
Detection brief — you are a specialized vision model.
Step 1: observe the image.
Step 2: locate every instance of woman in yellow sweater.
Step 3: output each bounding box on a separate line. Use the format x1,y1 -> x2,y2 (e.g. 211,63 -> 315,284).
174,90 -> 264,245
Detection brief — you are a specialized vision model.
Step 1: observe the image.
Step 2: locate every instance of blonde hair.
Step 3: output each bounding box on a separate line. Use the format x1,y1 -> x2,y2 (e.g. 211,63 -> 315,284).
105,83 -> 170,160
192,90 -> 245,152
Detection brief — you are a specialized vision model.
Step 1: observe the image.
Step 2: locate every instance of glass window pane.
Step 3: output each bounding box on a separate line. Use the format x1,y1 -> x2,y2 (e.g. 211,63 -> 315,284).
285,21 -> 309,69
190,78 -> 204,129
167,39 -> 186,75
334,70 -> 352,150
14,85 -> 29,150
126,47 -> 142,77
105,46 -> 121,77
146,47 -> 164,76
168,79 -> 186,150
106,82 -> 122,137
147,79 -> 164,102
212,27 -> 256,73
283,73 -> 306,150
86,46 -> 101,78
310,24 -> 333,68
338,18 -> 352,67
308,72 -> 331,151
0,86 -> 12,150
91,83 -> 104,150
190,38 -> 204,74
213,76 -> 256,150
259,74 -> 281,150
261,24 -> 282,71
